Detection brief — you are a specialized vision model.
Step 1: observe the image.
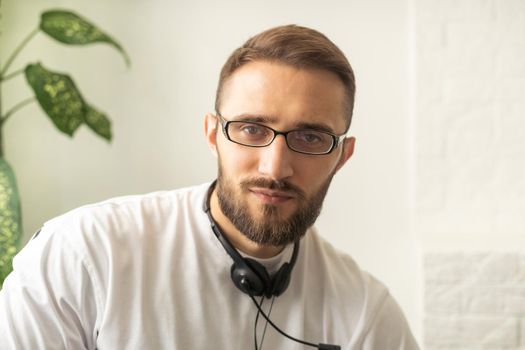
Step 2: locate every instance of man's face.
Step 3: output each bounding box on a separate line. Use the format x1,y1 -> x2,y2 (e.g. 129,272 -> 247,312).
206,60 -> 355,246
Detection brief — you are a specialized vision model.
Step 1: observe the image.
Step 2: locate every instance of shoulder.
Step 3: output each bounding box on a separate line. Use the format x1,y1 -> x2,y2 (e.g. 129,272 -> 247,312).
9,181 -> 213,299
39,182 -> 211,240
23,182 -> 212,279
301,230 -> 419,349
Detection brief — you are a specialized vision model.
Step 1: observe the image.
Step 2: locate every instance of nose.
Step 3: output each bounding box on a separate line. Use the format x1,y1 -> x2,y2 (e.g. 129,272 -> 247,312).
257,135 -> 294,181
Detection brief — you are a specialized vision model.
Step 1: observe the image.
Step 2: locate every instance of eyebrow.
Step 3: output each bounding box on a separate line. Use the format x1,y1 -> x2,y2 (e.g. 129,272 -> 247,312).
230,114 -> 277,124
294,122 -> 335,134
229,114 -> 337,134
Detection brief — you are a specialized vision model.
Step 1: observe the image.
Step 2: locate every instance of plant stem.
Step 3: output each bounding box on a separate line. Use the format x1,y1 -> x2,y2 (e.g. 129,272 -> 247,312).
0,67 -> 24,82
0,27 -> 38,77
1,97 -> 36,125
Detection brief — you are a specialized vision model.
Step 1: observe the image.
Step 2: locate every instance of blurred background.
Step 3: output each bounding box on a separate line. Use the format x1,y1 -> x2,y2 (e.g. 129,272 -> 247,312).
1,0 -> 524,348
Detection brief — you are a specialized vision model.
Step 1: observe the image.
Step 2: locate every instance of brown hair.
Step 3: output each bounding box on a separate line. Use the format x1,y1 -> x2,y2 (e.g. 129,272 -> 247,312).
215,24 -> 356,130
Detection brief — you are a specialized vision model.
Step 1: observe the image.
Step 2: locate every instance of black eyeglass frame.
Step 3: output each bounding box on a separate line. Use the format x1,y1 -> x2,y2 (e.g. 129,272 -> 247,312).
215,113 -> 348,155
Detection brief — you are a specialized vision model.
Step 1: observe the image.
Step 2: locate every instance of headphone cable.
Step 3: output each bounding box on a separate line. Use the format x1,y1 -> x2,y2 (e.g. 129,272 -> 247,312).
249,294 -> 319,349
258,296 -> 275,350
254,295 -> 276,350
254,296 -> 264,350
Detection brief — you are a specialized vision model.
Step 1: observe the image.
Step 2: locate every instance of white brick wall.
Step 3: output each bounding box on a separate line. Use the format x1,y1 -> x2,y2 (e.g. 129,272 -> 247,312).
416,0 -> 525,348
424,253 -> 525,349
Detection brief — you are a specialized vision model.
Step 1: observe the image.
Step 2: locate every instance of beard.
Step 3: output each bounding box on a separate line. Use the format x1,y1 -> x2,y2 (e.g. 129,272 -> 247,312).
216,161 -> 335,247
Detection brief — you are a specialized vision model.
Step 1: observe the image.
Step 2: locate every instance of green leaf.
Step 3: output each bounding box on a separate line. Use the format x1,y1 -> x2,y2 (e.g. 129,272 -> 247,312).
0,158 -> 23,289
25,63 -> 84,137
24,63 -> 113,141
40,9 -> 130,67
85,104 -> 112,141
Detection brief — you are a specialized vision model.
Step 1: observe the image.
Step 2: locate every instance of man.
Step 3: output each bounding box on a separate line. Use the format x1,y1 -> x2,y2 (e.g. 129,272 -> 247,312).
0,25 -> 419,349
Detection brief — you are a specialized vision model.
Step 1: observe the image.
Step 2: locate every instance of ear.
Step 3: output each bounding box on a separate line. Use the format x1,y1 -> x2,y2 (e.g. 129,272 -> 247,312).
335,137 -> 356,172
204,113 -> 219,158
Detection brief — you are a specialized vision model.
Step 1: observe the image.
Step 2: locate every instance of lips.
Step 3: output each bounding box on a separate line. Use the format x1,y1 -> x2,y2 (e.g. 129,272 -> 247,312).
249,188 -> 294,204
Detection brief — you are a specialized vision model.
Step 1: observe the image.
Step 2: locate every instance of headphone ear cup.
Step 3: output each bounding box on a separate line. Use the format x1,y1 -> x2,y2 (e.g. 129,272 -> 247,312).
230,258 -> 271,296
270,263 -> 292,297
244,258 -> 272,295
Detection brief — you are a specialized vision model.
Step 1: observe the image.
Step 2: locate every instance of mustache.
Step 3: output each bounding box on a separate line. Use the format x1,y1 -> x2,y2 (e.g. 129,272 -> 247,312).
240,178 -> 306,199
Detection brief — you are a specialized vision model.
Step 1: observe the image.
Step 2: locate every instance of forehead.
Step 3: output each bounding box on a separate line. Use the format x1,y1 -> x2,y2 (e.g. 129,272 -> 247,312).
219,60 -> 347,133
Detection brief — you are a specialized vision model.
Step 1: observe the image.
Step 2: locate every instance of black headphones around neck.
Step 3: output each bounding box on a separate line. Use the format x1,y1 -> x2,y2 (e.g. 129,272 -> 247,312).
203,181 -> 300,298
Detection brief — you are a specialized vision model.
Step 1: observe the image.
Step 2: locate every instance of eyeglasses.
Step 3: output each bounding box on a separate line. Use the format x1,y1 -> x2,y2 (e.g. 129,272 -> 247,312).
216,113 -> 347,155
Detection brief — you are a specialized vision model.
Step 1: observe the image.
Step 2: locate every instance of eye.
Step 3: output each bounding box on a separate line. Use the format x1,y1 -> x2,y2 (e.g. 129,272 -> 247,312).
230,122 -> 271,144
297,131 -> 324,143
239,123 -> 265,135
288,130 -> 333,153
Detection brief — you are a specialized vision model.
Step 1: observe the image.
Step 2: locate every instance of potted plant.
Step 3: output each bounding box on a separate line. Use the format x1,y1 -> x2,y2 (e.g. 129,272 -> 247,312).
0,8 -> 129,287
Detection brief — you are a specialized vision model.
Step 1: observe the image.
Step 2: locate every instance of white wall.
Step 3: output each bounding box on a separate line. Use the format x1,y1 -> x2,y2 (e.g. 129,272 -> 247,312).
2,0 -> 420,341
416,0 -> 525,348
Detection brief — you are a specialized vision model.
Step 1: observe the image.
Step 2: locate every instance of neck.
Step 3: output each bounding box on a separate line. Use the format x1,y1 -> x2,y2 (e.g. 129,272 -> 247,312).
210,188 -> 284,259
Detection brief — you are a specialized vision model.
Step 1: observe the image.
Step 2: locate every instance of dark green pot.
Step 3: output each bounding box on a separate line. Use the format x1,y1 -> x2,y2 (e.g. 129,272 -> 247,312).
0,157 -> 22,288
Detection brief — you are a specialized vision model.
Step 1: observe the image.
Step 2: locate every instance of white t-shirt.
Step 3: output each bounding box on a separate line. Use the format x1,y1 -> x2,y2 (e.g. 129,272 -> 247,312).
0,183 -> 419,349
